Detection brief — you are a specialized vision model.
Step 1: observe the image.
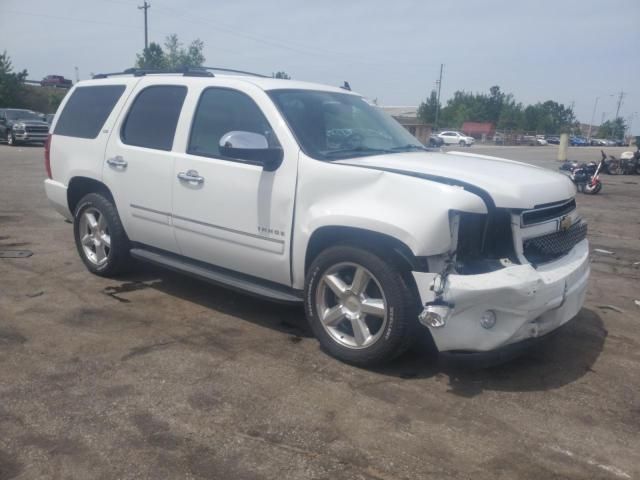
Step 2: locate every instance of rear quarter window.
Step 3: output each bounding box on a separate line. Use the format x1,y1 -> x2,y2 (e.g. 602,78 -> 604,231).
54,85 -> 126,139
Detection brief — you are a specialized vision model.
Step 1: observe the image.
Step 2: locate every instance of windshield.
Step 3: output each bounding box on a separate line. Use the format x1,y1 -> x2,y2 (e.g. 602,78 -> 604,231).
268,89 -> 425,160
6,110 -> 42,121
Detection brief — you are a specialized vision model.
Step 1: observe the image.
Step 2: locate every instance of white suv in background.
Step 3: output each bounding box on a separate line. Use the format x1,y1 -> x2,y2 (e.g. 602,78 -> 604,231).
437,130 -> 475,146
44,68 -> 589,366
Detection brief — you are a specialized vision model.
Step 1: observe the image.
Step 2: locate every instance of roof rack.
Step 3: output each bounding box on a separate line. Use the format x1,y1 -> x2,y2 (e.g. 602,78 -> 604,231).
92,67 -> 213,79
92,66 -> 269,80
201,66 -> 269,78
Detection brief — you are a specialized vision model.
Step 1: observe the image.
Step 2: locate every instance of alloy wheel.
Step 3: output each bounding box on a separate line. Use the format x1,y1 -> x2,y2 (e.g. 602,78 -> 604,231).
78,207 -> 111,266
315,262 -> 388,349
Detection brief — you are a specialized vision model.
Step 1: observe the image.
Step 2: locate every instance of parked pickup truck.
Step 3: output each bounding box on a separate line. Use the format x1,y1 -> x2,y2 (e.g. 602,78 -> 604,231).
44,69 -> 589,366
41,75 -> 72,88
0,108 -> 50,145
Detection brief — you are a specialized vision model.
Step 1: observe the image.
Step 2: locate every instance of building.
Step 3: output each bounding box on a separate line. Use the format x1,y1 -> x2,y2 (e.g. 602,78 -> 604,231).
381,106 -> 431,144
461,122 -> 495,140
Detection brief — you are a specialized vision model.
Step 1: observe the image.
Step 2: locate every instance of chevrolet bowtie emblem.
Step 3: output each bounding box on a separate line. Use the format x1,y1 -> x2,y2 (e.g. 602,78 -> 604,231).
559,215 -> 572,232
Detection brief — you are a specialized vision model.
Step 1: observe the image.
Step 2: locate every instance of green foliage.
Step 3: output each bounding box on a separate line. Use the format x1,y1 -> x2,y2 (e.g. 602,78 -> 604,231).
0,51 -> 28,108
521,100 -> 575,133
135,35 -> 205,70
417,90 -> 438,124
272,71 -> 291,79
18,85 -> 67,113
424,84 -> 575,134
136,42 -> 167,69
597,117 -> 627,139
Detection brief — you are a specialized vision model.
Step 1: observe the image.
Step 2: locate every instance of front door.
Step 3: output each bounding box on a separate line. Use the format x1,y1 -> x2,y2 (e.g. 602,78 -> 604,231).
171,86 -> 298,286
103,80 -> 187,253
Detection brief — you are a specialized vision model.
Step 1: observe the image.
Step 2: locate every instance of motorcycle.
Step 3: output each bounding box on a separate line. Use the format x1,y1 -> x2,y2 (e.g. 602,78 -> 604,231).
559,156 -> 604,194
601,147 -> 640,175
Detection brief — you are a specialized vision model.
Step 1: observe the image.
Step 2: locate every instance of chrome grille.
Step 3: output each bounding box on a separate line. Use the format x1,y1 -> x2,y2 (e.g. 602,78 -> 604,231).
521,199 -> 576,226
26,125 -> 49,133
523,221 -> 587,264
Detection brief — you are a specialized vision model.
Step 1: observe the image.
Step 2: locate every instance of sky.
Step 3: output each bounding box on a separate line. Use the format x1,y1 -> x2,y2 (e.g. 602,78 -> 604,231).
1,0 -> 639,134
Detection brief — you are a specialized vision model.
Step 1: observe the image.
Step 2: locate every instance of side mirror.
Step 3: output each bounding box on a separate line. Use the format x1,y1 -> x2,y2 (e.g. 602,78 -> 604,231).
219,131 -> 283,172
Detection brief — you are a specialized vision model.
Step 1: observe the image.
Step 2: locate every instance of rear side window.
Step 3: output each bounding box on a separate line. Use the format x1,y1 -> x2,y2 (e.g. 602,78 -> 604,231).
54,85 -> 126,139
121,85 -> 187,151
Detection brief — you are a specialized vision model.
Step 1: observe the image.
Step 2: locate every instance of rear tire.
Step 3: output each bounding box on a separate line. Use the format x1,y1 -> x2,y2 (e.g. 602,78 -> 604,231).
73,193 -> 131,277
304,245 -> 418,366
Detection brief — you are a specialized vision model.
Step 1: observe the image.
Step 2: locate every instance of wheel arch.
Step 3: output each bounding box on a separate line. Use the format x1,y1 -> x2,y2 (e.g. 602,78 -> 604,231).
67,176 -> 115,215
303,225 -> 429,280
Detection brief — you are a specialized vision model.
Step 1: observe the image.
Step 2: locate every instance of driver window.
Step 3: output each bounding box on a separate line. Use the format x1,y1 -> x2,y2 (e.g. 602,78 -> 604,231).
188,88 -> 278,159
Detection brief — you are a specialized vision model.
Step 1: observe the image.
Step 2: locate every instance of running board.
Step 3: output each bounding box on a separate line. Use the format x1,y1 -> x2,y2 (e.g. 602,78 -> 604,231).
130,248 -> 303,304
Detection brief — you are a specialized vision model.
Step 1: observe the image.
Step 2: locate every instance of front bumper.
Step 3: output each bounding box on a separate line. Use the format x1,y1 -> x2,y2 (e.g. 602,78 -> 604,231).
412,239 -> 589,352
14,131 -> 48,143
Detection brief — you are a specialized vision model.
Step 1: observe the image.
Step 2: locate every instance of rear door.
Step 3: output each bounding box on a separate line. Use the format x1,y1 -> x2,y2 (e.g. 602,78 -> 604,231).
171,82 -> 299,286
103,78 -> 187,253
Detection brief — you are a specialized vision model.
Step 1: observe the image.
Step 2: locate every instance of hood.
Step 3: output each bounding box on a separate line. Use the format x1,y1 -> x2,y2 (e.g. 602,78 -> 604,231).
10,119 -> 48,126
336,150 -> 576,210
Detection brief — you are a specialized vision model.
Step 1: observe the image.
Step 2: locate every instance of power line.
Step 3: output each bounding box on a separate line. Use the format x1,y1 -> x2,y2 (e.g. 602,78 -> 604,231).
1,9 -> 157,33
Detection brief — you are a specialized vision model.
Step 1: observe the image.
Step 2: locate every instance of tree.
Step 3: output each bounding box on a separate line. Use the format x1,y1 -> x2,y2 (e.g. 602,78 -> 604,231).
272,71 -> 291,79
136,42 -> 167,69
417,90 -> 439,124
135,34 -> 205,70
597,117 -> 627,139
0,51 -> 28,108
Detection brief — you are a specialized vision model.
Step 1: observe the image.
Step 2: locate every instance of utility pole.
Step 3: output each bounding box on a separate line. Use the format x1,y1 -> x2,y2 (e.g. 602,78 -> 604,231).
587,96 -> 599,141
138,1 -> 150,51
613,91 -> 626,139
434,63 -> 444,131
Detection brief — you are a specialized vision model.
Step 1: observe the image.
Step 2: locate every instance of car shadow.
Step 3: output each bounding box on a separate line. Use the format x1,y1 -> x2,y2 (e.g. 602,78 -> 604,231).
110,265 -> 606,396
109,263 -> 312,339
374,307 -> 607,397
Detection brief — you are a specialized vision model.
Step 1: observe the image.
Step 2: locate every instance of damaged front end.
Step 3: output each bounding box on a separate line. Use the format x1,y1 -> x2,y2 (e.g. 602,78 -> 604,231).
415,201 -> 590,353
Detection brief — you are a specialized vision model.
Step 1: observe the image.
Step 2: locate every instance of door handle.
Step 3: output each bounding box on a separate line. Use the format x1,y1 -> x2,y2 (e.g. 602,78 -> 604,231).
106,156 -> 128,168
177,169 -> 205,185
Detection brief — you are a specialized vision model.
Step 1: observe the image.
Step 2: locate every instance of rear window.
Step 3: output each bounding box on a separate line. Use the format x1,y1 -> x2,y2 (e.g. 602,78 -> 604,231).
121,85 -> 187,151
54,85 -> 126,139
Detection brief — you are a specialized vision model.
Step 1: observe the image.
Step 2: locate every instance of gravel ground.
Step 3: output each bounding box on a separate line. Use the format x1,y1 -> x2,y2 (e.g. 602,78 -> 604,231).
0,144 -> 638,480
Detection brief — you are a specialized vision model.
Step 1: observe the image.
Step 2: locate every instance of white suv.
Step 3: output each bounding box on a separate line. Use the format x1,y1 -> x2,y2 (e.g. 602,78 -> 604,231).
437,131 -> 475,146
44,69 -> 589,366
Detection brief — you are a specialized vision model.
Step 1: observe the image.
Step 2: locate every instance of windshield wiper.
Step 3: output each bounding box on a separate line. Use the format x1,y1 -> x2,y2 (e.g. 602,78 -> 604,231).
390,144 -> 428,152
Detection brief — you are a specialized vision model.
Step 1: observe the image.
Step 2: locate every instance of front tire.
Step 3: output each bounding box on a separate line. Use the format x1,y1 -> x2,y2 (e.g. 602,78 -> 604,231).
304,245 -> 418,366
73,193 -> 131,277
459,140 -> 465,147
7,132 -> 15,146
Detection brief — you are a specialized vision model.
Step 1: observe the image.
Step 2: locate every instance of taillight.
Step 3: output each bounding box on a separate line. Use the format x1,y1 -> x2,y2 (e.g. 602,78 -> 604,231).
44,134 -> 52,179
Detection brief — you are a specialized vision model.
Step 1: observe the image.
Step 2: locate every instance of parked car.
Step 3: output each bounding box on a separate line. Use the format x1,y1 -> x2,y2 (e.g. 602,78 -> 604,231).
546,136 -> 560,144
44,69 -> 589,366
0,108 -> 50,145
436,130 -> 475,146
41,75 -> 72,88
428,134 -> 444,147
570,136 -> 589,146
590,138 -> 607,146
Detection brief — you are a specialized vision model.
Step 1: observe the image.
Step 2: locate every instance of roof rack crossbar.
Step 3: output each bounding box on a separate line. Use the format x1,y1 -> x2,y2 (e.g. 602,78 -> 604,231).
200,66 -> 269,78
92,67 -> 214,79
92,66 -> 269,80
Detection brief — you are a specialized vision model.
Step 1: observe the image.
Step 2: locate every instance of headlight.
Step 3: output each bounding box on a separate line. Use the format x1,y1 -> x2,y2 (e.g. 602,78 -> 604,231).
13,123 -> 26,131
